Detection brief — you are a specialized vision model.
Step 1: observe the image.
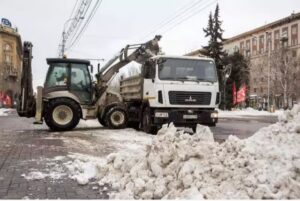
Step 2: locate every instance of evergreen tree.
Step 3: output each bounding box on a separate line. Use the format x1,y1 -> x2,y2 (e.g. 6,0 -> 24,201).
211,4 -> 226,70
223,51 -> 250,109
203,4 -> 227,107
203,12 -> 214,55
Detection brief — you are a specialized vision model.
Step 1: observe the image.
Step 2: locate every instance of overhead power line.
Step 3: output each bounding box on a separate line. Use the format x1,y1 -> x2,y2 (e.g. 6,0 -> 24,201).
138,0 -> 200,38
67,0 -> 103,50
65,0 -> 93,46
69,0 -> 79,19
160,0 -> 217,35
139,0 -> 207,40
58,0 -> 103,57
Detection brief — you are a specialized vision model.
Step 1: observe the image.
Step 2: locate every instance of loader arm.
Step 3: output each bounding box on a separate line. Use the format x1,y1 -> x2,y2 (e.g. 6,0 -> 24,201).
17,41 -> 36,117
97,35 -> 161,85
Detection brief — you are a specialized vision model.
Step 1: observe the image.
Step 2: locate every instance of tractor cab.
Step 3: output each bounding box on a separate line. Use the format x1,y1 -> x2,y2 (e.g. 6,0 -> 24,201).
44,58 -> 93,104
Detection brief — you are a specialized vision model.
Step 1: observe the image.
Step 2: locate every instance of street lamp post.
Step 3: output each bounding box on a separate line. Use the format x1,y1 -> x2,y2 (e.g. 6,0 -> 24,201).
60,17 -> 84,57
223,65 -> 232,110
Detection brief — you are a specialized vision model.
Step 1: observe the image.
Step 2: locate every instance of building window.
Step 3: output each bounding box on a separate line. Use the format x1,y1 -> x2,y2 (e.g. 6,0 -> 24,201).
3,43 -> 12,52
234,46 -> 239,52
5,55 -> 12,63
246,39 -> 251,57
282,27 -> 288,47
3,42 -> 13,65
291,24 -> 298,46
252,37 -> 257,55
266,32 -> 272,52
260,87 -> 263,93
254,88 -> 257,93
274,30 -> 280,50
259,35 -> 264,54
261,77 -> 264,82
292,50 -> 297,57
240,41 -> 245,55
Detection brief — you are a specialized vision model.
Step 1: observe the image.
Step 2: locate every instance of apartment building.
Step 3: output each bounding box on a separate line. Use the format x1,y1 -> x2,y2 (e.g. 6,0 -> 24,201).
223,12 -> 300,109
0,18 -> 22,107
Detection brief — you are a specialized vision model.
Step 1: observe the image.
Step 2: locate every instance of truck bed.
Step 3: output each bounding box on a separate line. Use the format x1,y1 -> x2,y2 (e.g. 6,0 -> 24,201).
120,75 -> 143,101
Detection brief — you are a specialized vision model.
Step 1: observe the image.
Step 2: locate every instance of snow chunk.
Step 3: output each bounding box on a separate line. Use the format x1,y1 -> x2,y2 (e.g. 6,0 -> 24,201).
0,108 -> 14,116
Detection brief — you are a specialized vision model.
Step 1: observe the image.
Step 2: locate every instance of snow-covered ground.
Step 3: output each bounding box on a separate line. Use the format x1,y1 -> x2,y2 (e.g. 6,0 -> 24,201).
0,108 -> 14,116
218,107 -> 283,118
22,105 -> 300,199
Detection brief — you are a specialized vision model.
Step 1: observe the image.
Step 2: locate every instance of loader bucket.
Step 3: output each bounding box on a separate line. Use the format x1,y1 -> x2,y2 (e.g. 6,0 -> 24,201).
17,41 -> 36,117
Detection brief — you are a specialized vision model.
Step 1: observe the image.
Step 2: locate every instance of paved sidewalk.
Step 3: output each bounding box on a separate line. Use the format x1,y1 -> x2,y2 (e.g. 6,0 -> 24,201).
0,115 -> 108,199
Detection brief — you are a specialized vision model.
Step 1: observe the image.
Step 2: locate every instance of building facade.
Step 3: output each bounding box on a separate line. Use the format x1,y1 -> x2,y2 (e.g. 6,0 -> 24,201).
223,12 -> 300,109
0,19 -> 22,107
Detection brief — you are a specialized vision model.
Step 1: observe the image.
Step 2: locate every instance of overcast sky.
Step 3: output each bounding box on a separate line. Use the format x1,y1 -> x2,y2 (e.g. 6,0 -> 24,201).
1,0 -> 300,87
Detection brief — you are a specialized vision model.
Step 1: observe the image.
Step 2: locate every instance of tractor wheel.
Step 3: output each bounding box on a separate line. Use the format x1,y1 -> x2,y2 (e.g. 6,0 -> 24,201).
208,122 -> 216,127
97,115 -> 107,127
142,107 -> 157,134
105,106 -> 128,129
44,98 -> 81,131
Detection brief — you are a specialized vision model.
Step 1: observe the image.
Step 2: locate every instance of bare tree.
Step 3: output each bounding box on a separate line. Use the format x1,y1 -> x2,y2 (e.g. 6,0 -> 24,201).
270,46 -> 300,108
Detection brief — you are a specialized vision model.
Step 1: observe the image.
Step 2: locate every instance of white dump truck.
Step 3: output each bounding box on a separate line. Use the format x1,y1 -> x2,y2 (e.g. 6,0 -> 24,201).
120,55 -> 220,134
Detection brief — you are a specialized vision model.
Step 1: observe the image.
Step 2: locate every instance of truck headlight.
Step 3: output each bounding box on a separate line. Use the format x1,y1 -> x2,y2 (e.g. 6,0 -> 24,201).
211,112 -> 218,118
155,112 -> 169,118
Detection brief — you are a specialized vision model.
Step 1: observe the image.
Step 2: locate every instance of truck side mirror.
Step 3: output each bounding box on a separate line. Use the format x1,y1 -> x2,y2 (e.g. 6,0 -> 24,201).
97,63 -> 100,73
90,65 -> 94,74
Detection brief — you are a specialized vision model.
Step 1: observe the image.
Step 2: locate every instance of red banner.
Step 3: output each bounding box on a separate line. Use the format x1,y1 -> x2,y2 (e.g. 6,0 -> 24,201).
232,82 -> 237,105
0,92 -> 12,107
236,85 -> 247,103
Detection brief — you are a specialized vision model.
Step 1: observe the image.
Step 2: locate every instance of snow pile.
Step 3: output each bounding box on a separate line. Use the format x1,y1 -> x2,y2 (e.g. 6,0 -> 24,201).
91,105 -> 300,199
218,107 -> 283,118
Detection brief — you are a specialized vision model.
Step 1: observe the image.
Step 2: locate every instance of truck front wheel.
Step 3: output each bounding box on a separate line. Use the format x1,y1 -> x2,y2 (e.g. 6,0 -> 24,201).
105,107 -> 128,129
142,107 -> 157,134
44,98 -> 81,131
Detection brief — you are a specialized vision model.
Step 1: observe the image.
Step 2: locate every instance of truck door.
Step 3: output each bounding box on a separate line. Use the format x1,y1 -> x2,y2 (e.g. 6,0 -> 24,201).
70,63 -> 92,104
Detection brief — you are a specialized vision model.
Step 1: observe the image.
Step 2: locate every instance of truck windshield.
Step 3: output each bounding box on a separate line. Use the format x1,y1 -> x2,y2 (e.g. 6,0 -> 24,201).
158,58 -> 217,82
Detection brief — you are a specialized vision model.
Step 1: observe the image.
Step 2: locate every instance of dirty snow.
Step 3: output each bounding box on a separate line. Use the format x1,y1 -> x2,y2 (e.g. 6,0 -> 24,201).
21,169 -> 66,181
21,156 -> 68,181
77,119 -> 102,128
63,153 -> 106,185
45,126 -> 152,157
0,108 -> 14,116
75,105 -> 299,199
23,105 -> 300,199
218,107 -> 283,118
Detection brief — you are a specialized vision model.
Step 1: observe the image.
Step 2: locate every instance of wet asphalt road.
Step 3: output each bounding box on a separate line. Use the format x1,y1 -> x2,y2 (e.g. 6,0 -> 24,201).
0,111 -> 278,141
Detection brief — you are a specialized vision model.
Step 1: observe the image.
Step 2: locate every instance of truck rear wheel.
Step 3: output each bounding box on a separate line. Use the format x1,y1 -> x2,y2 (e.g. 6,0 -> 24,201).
105,106 -> 127,129
142,107 -> 157,134
44,98 -> 81,131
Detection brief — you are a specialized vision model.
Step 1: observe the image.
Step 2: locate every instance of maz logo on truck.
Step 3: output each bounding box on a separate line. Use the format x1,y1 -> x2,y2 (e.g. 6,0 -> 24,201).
185,96 -> 197,102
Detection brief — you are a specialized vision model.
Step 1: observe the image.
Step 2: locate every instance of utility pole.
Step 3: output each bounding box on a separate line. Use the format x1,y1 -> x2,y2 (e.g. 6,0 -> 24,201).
60,31 -> 66,57
59,16 -> 84,58
267,31 -> 271,111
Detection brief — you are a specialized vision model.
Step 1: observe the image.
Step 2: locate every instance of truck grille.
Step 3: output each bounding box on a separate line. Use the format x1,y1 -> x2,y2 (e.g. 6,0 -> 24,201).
169,91 -> 211,105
